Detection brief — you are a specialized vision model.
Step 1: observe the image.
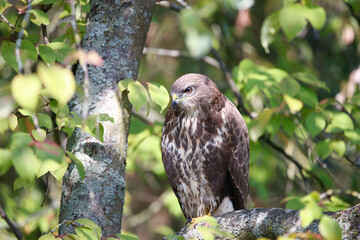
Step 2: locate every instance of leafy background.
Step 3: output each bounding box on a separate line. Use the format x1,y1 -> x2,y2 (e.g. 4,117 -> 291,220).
0,0 -> 360,239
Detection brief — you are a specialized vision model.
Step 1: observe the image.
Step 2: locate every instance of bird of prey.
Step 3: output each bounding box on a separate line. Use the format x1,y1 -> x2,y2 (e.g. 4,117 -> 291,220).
161,73 -> 249,220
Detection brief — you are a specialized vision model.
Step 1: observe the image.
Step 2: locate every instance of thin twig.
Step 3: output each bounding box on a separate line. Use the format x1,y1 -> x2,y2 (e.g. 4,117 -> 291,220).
0,12 -> 15,29
0,204 -> 22,240
262,136 -> 326,191
143,47 -> 220,68
41,174 -> 49,207
15,0 -> 32,73
41,24 -> 49,44
210,48 -> 249,116
156,1 -> 182,12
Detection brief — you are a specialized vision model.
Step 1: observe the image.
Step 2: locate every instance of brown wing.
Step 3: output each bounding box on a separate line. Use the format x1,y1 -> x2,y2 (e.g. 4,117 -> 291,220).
224,99 -> 249,209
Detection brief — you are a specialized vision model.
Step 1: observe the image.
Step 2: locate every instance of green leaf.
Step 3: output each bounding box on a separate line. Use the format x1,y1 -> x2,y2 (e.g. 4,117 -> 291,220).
12,147 -> 39,180
293,72 -> 329,91
315,139 -> 331,158
325,112 -> 354,133
21,39 -> 38,61
279,76 -> 300,96
32,0 -> 60,5
37,64 -> 76,106
260,11 -> 280,53
9,132 -> 32,149
0,149 -> 12,175
279,4 -> 307,41
305,112 -> 326,137
38,113 -> 53,129
295,86 -> 318,108
13,177 -> 35,190
37,158 -> 68,182
115,234 -> 139,240
345,129 -> 360,144
1,41 -> 18,72
30,9 -> 50,26
305,4 -> 326,30
74,226 -> 97,240
38,45 -> 57,64
47,42 -> 74,63
32,129 -> 47,142
284,94 -> 303,113
299,200 -> 323,227
285,197 -> 305,210
8,113 -> 18,131
38,233 -> 57,240
329,140 -> 346,157
128,81 -> 148,112
248,109 -> 274,141
319,215 -> 342,240
75,219 -> 101,239
66,151 -> 85,180
118,79 -> 134,92
0,118 -> 8,134
11,74 -> 41,110
99,113 -> 114,123
147,82 -> 170,113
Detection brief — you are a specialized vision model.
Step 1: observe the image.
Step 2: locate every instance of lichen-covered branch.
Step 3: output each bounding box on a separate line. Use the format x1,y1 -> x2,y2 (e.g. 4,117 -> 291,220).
175,204 -> 360,239
59,0 -> 155,236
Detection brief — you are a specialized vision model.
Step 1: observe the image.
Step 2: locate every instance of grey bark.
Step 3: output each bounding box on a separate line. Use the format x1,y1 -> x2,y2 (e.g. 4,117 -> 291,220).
175,204 -> 360,239
59,0 -> 155,236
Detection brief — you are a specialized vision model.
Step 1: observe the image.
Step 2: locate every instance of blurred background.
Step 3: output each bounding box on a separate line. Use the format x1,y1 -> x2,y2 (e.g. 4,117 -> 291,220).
1,0 -> 360,239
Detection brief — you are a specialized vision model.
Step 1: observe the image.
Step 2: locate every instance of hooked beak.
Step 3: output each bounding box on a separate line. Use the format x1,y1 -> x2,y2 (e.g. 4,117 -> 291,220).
172,94 -> 179,108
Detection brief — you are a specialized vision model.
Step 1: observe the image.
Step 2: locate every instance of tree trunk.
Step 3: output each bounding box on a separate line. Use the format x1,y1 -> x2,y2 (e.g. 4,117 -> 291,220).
59,0 -> 155,236
174,204 -> 360,239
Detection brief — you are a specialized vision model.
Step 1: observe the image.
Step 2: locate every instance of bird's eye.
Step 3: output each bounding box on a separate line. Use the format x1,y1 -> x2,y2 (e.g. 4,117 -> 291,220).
184,87 -> 193,94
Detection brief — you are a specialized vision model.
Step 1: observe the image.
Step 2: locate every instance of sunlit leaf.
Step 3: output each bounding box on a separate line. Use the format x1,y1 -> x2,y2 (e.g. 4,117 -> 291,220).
13,177 -> 35,191
325,112 -> 354,133
280,76 -> 300,97
32,129 -> 46,142
30,9 -> 49,26
74,226 -> 97,240
66,151 -> 85,180
119,79 -> 134,92
47,42 -> 74,63
38,233 -> 57,240
115,234 -> 139,240
284,94 -> 303,113
99,113 -> 114,123
305,4 -> 326,30
345,129 -> 360,144
37,158 -> 68,182
147,82 -> 170,113
319,215 -> 342,240
37,63 -> 76,106
279,4 -> 307,41
128,81 -> 148,112
11,74 -> 41,111
329,140 -> 346,157
314,139 -> 331,158
248,109 -> 274,141
8,113 -> 18,131
299,200 -> 323,227
75,219 -> 101,239
305,112 -> 326,137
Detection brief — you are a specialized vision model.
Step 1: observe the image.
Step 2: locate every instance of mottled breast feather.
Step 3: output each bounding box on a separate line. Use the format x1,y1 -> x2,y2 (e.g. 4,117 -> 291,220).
161,74 -> 249,220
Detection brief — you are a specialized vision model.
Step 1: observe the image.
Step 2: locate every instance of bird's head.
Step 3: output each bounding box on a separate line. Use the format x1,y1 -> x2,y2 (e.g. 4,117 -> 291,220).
170,73 -> 219,114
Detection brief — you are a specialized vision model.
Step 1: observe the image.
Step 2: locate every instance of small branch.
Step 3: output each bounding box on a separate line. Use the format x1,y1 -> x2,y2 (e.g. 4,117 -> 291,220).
143,47 -> 220,68
41,24 -> 49,44
0,204 -> 22,240
156,1 -> 182,12
15,0 -> 32,73
262,136 -> 326,191
0,12 -> 15,29
210,48 -> 249,116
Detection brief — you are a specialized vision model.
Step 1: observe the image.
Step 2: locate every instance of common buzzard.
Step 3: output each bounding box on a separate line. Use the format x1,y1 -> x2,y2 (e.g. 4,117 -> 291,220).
161,73 -> 249,220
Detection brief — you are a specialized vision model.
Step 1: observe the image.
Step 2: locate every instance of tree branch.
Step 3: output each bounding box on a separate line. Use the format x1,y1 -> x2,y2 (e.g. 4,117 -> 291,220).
173,203 -> 360,240
0,204 -> 22,240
